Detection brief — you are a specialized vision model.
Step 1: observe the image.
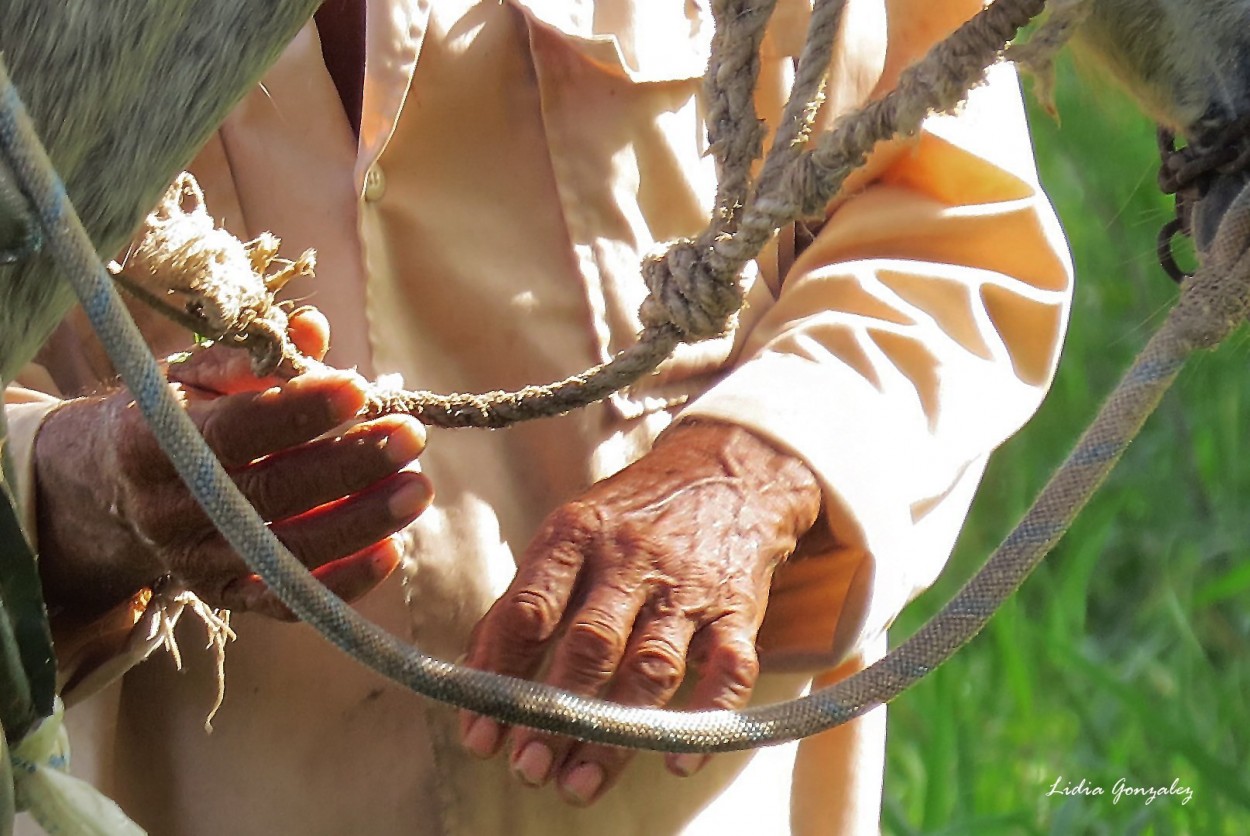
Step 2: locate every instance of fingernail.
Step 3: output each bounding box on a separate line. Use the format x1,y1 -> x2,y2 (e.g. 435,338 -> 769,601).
384,422 -> 425,464
670,754 -> 709,777
289,304 -> 316,319
366,536 -> 403,575
463,718 -> 501,757
388,479 -> 430,519
560,762 -> 605,806
512,742 -> 553,787
295,371 -> 364,419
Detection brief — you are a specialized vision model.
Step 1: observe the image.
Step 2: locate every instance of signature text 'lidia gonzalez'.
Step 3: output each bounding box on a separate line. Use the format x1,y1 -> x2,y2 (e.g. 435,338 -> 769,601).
1046,776 -> 1194,806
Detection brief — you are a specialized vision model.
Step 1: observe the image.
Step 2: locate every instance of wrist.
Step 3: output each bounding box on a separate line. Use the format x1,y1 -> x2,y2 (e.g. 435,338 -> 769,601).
34,395 -> 163,618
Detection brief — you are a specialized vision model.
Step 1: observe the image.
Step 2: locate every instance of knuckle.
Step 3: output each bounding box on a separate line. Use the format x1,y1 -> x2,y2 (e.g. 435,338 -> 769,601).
538,501 -> 602,551
234,467 -> 292,521
605,522 -> 665,567
563,610 -> 627,673
500,588 -> 563,645
608,519 -> 651,553
331,449 -> 377,492
708,638 -> 760,702
309,437 -> 374,496
626,638 -> 687,698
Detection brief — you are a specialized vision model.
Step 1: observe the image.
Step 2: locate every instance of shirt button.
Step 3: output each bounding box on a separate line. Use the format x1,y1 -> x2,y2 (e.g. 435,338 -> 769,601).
363,165 -> 387,202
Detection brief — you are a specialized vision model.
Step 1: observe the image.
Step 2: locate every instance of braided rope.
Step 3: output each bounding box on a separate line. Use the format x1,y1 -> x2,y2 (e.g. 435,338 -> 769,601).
337,0 -> 1047,427
357,0 -> 791,426
9,0 -> 1233,753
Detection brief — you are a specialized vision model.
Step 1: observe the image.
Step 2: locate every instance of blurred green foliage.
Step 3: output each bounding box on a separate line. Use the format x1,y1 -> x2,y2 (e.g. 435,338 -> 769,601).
884,56 -> 1250,835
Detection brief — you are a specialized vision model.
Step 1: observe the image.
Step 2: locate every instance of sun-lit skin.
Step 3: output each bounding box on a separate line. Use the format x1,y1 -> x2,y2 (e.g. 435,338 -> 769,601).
1,0 -> 1248,813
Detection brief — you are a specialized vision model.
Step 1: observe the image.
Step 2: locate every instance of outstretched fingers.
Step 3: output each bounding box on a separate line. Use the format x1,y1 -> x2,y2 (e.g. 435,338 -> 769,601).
459,523 -> 590,759
160,470 -> 432,610
503,580 -> 650,791
551,615 -> 698,806
663,617 -> 761,778
219,534 -> 407,620
235,414 -> 426,521
111,369 -> 369,488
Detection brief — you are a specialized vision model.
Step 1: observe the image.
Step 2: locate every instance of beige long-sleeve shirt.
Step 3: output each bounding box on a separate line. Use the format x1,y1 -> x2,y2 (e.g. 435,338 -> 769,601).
8,1 -> 1072,833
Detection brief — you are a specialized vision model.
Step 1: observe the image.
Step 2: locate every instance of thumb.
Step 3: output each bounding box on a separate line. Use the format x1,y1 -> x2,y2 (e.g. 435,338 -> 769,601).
165,341 -> 279,396
167,307 -> 332,395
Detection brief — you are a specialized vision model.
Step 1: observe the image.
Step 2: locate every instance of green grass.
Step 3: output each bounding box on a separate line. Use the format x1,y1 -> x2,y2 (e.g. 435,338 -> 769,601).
883,57 -> 1250,835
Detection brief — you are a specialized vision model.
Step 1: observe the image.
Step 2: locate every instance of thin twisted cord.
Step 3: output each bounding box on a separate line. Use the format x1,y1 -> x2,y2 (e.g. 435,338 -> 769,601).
362,0 -> 784,426
359,0 -> 783,427
638,0 -> 1048,349
379,0 -> 1043,428
799,0 -> 1047,203
704,0 -> 779,232
358,326 -> 679,427
632,0 -> 847,347
749,0 -> 848,204
734,0 -> 1048,266
6,0 -> 1209,753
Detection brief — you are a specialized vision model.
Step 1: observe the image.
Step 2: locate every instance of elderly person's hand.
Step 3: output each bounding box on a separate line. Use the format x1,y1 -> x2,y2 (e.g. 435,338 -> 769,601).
33,308 -> 431,622
460,419 -> 822,806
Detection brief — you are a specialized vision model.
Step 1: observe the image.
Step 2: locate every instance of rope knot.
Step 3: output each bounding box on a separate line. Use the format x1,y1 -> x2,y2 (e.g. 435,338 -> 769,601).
639,237 -> 743,341
111,173 -> 316,377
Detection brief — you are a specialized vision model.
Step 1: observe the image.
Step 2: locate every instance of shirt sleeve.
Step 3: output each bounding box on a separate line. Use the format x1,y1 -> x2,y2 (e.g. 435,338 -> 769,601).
677,63 -> 1074,670
6,375 -> 153,704
5,379 -> 63,551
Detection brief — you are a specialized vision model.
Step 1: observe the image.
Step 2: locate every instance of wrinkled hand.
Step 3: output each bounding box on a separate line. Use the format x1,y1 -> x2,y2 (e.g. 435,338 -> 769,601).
34,308 -> 431,621
460,420 -> 821,806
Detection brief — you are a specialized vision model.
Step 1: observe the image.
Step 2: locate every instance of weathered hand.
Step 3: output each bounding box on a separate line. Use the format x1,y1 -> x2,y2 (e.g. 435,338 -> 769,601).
34,308 -> 431,621
459,420 -> 822,806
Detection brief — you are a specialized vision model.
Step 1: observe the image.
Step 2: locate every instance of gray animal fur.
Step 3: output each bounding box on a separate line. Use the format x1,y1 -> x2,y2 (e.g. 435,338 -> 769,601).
1076,0 -> 1250,133
0,0 -> 320,382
